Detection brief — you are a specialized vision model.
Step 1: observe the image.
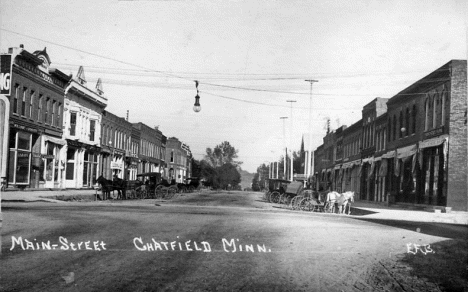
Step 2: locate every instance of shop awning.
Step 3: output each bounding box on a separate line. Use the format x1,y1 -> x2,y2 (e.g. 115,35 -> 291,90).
382,151 -> 396,159
397,145 -> 417,159
43,135 -> 67,146
419,135 -> 449,149
334,164 -> 341,170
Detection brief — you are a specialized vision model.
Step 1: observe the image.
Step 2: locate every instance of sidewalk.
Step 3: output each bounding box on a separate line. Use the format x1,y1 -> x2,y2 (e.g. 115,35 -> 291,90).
1,189 -> 98,202
350,201 -> 468,225
1,190 -> 467,225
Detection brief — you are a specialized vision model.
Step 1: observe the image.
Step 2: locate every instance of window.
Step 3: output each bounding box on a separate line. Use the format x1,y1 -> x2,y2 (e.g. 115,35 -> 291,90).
51,101 -> 56,126
45,97 -> 50,124
70,112 -> 77,136
393,116 -> 396,141
171,150 -> 174,162
399,111 -> 403,138
21,87 -> 27,116
13,84 -> 19,114
90,120 -> 96,141
8,130 -> 32,184
405,108 -> 410,136
37,94 -> 43,122
412,105 -> 417,134
29,90 -> 35,118
57,103 -> 62,128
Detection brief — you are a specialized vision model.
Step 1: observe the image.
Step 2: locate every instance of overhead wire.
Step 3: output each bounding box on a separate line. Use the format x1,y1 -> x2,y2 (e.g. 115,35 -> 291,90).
2,28 -> 452,101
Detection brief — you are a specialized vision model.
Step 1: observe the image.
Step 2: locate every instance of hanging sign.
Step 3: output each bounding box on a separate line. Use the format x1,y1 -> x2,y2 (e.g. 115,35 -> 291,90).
1,54 -> 13,95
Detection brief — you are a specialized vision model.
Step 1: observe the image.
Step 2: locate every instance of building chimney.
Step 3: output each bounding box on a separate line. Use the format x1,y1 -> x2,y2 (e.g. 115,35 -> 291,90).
126,110 -> 129,121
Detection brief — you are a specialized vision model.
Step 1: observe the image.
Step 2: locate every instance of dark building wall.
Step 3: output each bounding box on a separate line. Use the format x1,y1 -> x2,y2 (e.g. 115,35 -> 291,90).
446,60 -> 467,211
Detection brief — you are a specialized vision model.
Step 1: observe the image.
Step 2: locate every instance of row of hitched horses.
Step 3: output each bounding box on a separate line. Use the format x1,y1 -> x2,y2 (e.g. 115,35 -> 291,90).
96,176 -> 195,200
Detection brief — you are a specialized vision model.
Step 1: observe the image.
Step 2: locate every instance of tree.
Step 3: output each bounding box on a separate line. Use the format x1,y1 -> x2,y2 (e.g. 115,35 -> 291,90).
252,163 -> 269,191
214,163 -> 241,189
205,141 -> 242,168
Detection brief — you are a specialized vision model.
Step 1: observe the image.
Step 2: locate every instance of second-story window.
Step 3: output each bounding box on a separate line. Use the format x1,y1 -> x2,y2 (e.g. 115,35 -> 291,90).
51,101 -> 56,126
89,120 -> 96,141
171,150 -> 174,162
405,108 -> 410,136
21,87 -> 27,116
44,98 -> 50,124
29,90 -> 35,118
70,112 -> 77,136
13,84 -> 19,114
37,94 -> 43,122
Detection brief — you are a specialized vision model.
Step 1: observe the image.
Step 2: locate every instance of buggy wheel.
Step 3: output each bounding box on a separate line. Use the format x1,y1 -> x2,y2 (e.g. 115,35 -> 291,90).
155,185 -> 164,199
290,196 -> 299,210
166,187 -> 177,199
299,198 -> 312,212
270,191 -> 281,204
278,194 -> 285,204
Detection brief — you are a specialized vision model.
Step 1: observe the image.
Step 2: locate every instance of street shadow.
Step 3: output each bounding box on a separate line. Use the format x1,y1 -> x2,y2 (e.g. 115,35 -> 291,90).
348,207 -> 378,216
352,217 -> 468,240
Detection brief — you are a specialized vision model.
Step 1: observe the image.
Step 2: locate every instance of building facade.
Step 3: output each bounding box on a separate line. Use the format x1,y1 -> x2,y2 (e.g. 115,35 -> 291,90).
132,123 -> 166,176
62,66 -> 107,188
165,137 -> 188,183
6,46 -> 70,189
310,60 -> 467,211
101,111 -> 133,180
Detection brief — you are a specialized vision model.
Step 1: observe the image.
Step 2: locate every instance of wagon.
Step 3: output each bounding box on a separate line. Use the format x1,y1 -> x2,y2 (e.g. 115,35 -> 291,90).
294,190 -> 328,212
265,179 -> 304,205
136,172 -> 162,199
264,179 -> 290,203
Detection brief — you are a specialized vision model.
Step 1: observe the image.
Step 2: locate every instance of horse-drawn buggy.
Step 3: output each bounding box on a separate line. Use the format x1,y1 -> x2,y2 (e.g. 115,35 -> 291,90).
292,190 -> 355,214
264,179 -> 305,205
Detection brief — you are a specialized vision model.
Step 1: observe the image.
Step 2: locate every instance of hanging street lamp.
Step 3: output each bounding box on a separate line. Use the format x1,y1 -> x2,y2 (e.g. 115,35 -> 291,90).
193,80 -> 201,113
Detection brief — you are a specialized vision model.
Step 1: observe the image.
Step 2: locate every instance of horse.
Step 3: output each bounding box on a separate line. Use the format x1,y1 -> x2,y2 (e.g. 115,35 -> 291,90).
338,191 -> 355,215
97,175 -> 127,200
324,191 -> 355,214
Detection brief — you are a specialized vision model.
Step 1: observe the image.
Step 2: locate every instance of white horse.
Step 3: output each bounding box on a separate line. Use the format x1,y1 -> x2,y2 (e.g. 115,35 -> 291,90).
325,191 -> 355,214
339,191 -> 355,215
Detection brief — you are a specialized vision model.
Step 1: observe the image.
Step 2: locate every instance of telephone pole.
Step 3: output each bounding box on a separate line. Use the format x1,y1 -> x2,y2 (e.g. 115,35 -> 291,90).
305,80 -> 318,187
280,117 -> 288,180
286,100 -> 296,181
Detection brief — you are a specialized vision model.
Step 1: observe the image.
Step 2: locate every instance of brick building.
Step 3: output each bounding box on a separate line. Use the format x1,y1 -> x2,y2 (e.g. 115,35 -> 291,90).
101,111 -> 132,179
310,60 -> 467,211
5,46 -> 70,189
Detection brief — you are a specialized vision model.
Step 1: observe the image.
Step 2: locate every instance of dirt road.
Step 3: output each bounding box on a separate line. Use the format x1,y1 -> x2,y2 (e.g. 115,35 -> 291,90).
1,191 -> 467,291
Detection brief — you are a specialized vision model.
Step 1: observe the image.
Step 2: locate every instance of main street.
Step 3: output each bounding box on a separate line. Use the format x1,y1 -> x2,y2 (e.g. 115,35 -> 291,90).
1,191 -> 467,291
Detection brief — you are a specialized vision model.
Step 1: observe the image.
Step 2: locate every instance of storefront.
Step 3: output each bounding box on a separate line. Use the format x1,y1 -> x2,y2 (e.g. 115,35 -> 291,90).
8,124 -> 41,189
42,135 -> 66,188
418,135 -> 448,206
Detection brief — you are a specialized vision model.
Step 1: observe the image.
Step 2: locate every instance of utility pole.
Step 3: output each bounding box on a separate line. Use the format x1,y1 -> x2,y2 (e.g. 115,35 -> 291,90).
286,100 -> 296,181
280,117 -> 288,180
305,80 -> 318,187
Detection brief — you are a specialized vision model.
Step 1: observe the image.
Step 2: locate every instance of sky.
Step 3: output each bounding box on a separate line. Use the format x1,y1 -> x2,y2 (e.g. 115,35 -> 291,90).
1,0 -> 467,173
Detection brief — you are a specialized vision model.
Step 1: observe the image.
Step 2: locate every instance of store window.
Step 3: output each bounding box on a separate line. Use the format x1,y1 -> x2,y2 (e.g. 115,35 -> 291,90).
8,130 -> 32,185
45,142 -> 59,182
66,148 -> 75,180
